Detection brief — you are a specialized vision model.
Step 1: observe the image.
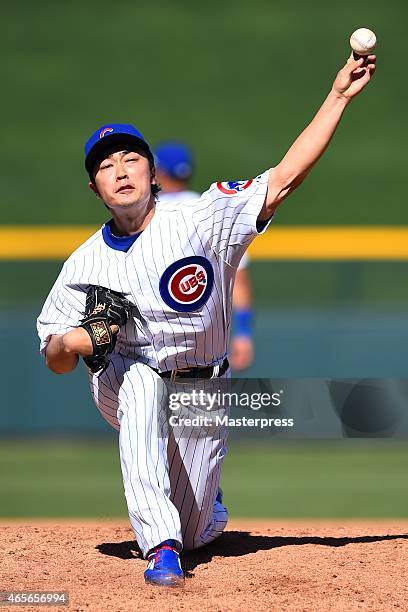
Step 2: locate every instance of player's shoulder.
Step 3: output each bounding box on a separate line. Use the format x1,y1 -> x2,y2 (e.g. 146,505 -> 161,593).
158,190 -> 201,206
62,226 -> 104,268
155,191 -> 205,221
155,191 -> 208,221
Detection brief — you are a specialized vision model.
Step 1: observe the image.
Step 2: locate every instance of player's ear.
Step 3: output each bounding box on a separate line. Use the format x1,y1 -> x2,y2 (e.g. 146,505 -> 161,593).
150,166 -> 161,199
150,166 -> 157,186
89,181 -> 101,199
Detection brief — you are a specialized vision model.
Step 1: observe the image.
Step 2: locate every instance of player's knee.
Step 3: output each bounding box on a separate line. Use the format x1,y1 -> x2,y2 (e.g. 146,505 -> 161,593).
182,508 -> 228,551
183,526 -> 228,551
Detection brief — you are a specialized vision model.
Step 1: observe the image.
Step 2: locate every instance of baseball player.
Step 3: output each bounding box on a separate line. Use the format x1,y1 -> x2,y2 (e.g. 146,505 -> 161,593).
154,141 -> 255,371
37,54 -> 375,587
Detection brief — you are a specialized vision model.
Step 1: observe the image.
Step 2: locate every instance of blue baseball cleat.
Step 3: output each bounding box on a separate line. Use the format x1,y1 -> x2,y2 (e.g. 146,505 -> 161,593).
144,541 -> 184,587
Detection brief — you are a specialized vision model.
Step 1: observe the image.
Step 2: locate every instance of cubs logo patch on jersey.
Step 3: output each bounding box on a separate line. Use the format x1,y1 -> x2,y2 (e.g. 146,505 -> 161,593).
159,256 -> 214,312
216,180 -> 253,195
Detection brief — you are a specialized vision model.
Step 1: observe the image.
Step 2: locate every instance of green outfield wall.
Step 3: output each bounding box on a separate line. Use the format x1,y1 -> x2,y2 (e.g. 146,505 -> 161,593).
2,260 -> 408,433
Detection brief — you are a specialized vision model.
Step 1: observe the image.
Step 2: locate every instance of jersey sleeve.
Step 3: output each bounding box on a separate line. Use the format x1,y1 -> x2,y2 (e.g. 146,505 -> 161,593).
190,169 -> 272,267
237,252 -> 249,271
36,263 -> 87,355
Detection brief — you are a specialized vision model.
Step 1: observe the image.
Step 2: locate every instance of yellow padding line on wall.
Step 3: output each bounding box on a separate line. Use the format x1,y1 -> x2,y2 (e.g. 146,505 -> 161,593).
1,226 -> 408,260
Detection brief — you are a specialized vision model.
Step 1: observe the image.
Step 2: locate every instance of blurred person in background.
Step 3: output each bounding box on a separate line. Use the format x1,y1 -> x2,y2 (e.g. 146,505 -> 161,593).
154,141 -> 255,371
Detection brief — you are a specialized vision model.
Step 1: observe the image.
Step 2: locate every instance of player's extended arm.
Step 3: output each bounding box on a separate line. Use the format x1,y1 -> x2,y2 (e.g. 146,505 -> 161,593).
258,54 -> 376,221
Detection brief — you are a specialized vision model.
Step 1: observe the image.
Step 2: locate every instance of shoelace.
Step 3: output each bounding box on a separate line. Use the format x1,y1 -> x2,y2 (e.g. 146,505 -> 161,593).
147,544 -> 179,563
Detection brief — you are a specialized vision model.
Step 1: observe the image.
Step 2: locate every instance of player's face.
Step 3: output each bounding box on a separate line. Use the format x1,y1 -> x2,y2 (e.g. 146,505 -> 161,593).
91,149 -> 155,210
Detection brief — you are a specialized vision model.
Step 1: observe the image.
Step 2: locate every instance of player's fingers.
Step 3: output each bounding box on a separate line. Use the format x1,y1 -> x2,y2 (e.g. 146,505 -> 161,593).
358,68 -> 372,87
347,51 -> 362,62
351,57 -> 365,73
365,54 -> 376,67
341,57 -> 364,78
110,324 -> 119,334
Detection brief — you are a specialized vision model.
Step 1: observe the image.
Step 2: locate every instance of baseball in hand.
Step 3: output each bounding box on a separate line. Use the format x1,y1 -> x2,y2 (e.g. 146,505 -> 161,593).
350,28 -> 377,56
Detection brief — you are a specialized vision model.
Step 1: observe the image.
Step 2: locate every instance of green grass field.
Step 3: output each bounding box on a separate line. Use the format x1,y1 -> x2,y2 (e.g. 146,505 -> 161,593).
2,0 -> 407,225
1,440 -> 407,518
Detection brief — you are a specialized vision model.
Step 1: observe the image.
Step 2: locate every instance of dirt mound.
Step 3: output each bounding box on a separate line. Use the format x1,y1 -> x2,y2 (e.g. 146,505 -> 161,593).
1,519 -> 407,611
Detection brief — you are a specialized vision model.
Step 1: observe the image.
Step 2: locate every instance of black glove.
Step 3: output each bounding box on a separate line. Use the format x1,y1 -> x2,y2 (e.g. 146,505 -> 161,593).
79,286 -> 132,374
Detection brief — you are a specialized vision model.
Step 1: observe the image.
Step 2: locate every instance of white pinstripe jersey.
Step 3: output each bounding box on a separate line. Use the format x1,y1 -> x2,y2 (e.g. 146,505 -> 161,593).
158,190 -> 249,271
158,190 -> 200,204
37,169 -> 271,371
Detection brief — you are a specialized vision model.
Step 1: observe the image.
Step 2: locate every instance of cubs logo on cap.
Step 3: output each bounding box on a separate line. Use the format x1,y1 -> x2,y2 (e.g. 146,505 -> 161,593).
99,127 -> 114,139
159,256 -> 214,312
216,180 -> 253,195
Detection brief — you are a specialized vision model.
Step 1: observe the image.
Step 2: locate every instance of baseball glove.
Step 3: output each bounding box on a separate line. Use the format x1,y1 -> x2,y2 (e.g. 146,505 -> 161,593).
79,286 -> 132,374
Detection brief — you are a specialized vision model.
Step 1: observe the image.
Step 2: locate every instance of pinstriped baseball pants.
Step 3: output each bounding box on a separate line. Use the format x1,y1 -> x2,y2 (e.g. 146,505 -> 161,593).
88,356 -> 228,557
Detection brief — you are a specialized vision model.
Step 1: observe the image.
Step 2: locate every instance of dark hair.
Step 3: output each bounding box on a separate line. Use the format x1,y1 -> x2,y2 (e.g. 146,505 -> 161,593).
148,157 -> 161,201
152,181 -> 161,200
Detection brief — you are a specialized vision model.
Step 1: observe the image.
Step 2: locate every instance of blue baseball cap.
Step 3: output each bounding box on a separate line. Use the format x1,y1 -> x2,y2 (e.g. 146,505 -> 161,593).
153,142 -> 194,180
84,123 -> 154,176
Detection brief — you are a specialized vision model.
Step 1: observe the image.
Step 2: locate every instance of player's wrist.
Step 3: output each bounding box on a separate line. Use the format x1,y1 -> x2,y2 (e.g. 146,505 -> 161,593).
327,87 -> 351,107
233,308 -> 253,338
61,333 -> 79,356
62,328 -> 93,357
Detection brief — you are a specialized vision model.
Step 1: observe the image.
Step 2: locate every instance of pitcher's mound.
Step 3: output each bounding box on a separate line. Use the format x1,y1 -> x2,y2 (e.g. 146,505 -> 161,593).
1,519 -> 407,611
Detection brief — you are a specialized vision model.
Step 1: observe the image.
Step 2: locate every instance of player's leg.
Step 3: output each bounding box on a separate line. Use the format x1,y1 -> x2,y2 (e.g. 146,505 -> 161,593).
167,375 -> 229,550
89,356 -> 183,557
168,426 -> 228,550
